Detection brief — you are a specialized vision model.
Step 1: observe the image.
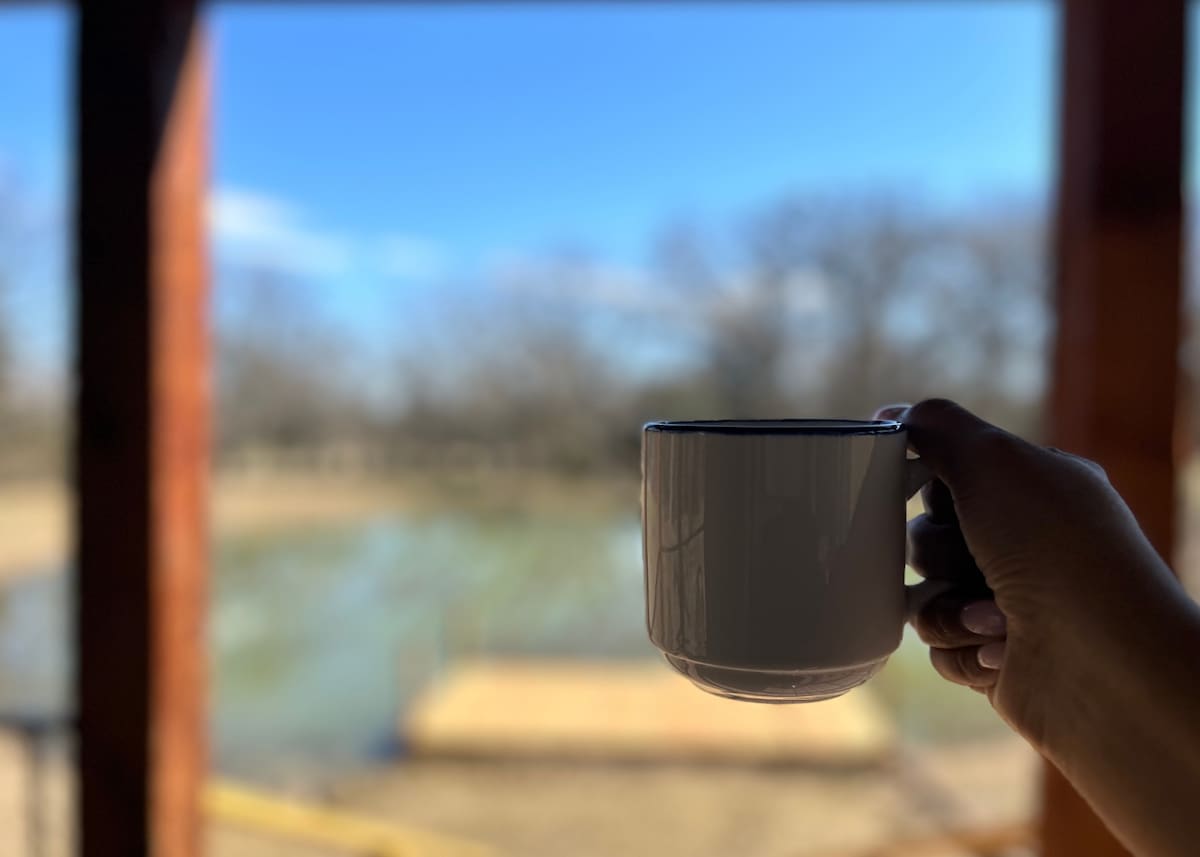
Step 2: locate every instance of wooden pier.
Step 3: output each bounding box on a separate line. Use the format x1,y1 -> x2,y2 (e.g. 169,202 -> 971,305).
404,659 -> 895,767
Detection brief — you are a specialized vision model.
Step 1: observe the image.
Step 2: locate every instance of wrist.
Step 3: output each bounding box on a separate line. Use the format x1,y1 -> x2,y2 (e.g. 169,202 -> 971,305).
1023,561 -> 1200,774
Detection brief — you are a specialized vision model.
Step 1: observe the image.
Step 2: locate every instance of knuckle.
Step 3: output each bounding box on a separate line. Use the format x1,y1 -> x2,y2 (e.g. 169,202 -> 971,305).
913,618 -> 942,647
1080,456 -> 1108,481
930,646 -> 987,687
1047,446 -> 1106,475
916,597 -> 958,646
956,647 -> 984,679
929,648 -> 967,685
1044,447 -> 1111,486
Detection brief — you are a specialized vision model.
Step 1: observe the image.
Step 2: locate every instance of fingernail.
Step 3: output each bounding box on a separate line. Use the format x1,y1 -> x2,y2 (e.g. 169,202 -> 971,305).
874,403 -> 912,420
978,641 -> 1007,670
960,600 -> 1007,636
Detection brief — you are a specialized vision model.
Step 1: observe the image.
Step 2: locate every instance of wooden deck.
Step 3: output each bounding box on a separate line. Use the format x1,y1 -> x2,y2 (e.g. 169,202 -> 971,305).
404,659 -> 895,767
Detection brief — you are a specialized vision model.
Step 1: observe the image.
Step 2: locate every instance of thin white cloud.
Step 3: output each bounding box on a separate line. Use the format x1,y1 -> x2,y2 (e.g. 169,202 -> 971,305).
376,235 -> 446,281
489,252 -> 830,320
209,186 -> 352,278
488,252 -> 664,313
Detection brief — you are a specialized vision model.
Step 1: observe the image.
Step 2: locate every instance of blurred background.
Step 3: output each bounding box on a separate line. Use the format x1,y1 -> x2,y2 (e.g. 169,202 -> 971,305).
0,1 -> 1194,855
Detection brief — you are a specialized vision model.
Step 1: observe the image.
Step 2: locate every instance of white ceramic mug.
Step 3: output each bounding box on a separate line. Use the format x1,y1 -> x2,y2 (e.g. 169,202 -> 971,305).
642,419 -> 929,703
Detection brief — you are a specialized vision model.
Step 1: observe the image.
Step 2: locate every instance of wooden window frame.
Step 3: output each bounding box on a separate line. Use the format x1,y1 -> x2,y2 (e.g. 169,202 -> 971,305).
0,0 -> 1184,854
76,3 -> 209,856
1045,2 -> 1185,852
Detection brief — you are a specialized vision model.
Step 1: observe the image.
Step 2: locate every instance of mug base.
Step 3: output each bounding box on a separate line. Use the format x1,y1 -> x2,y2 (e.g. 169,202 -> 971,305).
663,653 -> 888,703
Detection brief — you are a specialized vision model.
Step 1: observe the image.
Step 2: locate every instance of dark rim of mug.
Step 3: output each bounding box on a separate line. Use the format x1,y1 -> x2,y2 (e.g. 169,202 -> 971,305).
642,419 -> 902,435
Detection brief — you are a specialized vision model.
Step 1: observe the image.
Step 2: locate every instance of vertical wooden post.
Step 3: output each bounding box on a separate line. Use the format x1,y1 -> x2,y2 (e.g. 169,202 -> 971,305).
76,4 -> 209,857
1047,0 -> 1186,854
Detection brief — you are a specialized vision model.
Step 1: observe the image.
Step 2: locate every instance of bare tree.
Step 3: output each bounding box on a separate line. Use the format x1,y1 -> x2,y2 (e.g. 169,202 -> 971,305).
216,269 -> 372,458
388,194 -> 1049,477
926,205 -> 1048,432
751,197 -> 936,416
654,217 -> 797,416
653,196 -> 945,419
388,254 -> 629,472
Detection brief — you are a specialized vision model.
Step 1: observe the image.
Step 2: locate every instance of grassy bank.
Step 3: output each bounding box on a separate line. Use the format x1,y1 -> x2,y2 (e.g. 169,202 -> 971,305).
0,470 -> 641,582
5,460 -> 1199,597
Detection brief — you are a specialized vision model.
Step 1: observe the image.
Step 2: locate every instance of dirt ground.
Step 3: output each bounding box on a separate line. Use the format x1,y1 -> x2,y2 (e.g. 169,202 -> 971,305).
328,737 -> 1038,857
0,729 -> 1036,857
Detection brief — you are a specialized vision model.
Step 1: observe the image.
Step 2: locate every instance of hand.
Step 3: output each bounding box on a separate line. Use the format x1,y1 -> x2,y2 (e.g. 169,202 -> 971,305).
874,399 -> 1181,747
872,404 -> 1200,857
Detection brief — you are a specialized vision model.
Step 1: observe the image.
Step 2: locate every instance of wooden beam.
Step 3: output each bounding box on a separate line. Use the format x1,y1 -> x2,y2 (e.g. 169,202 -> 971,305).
1047,1 -> 1186,855
76,4 -> 210,857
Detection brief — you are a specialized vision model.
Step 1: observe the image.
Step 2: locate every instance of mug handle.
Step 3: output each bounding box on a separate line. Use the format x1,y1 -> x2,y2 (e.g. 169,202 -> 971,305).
906,456 -> 933,500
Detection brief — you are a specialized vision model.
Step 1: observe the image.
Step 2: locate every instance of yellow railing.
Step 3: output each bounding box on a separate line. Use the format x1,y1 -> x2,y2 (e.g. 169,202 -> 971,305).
205,780 -> 495,857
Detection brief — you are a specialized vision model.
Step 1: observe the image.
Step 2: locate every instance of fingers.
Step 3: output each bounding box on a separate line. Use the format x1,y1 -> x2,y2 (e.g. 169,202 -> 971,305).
930,646 -> 1001,689
913,593 -> 1005,647
907,514 -> 976,581
879,400 -> 1012,695
910,589 -> 1007,690
875,405 -> 961,523
977,641 -> 1007,669
919,479 -> 958,525
905,577 -> 955,621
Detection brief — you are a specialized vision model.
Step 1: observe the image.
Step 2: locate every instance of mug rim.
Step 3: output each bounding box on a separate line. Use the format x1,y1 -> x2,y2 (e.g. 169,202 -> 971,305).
642,418 -> 902,435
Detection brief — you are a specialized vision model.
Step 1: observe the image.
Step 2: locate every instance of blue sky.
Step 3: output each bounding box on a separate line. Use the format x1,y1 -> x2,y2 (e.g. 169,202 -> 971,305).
209,4 -> 1054,260
1,1 -> 1060,372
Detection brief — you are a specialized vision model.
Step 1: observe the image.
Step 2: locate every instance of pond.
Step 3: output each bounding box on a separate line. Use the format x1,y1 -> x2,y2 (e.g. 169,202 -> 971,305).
0,509 -> 1004,785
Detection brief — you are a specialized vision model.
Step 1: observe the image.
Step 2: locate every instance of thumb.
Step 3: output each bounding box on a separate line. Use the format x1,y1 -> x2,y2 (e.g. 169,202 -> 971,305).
890,399 -> 1006,490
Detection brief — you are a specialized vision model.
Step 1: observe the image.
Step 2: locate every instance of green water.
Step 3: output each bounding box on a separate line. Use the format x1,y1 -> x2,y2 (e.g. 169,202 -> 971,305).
0,510 -> 1003,783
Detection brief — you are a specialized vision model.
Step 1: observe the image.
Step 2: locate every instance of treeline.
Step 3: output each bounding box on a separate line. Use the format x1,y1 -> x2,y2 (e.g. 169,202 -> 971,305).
215,193 -> 1051,477
13,189 -> 1200,483
0,182 -> 68,480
